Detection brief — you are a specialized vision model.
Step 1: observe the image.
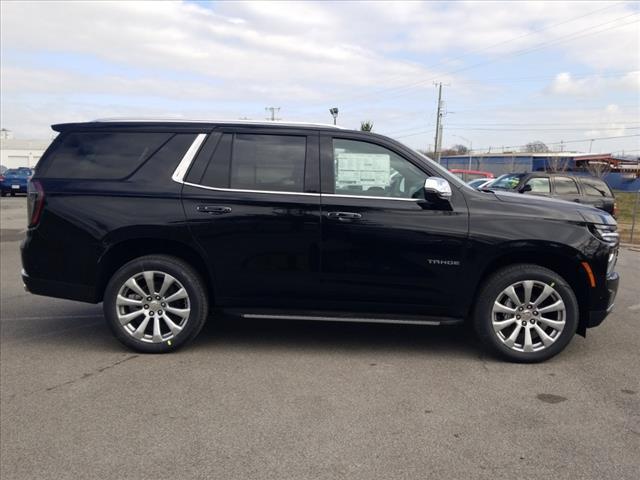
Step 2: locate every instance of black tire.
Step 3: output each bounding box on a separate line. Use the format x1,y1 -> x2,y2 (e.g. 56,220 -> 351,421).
103,255 -> 208,353
473,264 -> 578,363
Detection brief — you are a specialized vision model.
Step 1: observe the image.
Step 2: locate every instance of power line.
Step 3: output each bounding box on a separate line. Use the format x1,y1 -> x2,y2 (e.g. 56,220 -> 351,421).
383,122 -> 639,138
320,1 -> 630,107
338,11 -> 639,107
393,133 -> 640,152
443,126 -> 640,132
450,70 -> 638,86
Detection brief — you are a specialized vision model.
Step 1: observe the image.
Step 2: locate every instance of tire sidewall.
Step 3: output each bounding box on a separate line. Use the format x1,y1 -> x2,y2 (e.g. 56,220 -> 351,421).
103,255 -> 207,353
474,265 -> 578,363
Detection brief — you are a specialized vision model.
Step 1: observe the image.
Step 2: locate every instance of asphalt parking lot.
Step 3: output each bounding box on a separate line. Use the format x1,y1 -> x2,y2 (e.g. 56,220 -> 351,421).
1,196 -> 638,480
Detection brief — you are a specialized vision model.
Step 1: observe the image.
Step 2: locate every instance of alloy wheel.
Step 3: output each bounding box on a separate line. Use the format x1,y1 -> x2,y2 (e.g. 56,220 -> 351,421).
116,270 -> 191,344
491,280 -> 566,353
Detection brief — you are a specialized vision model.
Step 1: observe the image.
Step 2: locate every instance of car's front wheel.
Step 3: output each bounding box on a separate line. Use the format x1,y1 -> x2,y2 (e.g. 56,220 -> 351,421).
473,264 -> 578,363
103,255 -> 208,353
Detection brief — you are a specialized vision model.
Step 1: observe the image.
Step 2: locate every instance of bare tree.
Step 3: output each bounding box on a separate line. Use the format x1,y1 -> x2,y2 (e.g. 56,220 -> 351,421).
360,121 -> 373,132
546,156 -> 569,173
451,144 -> 469,155
585,160 -> 611,178
522,141 -> 550,153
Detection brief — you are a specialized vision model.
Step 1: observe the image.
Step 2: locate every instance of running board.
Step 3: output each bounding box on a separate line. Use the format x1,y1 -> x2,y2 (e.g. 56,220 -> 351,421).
239,313 -> 462,327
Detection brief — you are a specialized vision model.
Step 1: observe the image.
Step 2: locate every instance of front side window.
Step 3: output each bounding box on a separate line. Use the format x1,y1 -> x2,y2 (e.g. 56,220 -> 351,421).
231,134 -> 306,192
524,177 -> 550,194
554,176 -> 579,195
332,139 -> 426,198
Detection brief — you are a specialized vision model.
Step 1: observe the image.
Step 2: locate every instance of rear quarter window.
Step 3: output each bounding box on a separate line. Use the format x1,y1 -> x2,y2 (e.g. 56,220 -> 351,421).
581,178 -> 613,197
38,131 -> 172,179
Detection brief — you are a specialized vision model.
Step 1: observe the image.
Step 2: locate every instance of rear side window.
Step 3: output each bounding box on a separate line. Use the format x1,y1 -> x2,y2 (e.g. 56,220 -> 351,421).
581,178 -> 612,197
554,176 -> 579,195
230,134 -> 306,192
39,132 -> 172,179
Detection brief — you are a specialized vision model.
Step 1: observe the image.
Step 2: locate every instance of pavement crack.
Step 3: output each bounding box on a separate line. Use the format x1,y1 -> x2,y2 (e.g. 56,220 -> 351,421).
45,354 -> 139,392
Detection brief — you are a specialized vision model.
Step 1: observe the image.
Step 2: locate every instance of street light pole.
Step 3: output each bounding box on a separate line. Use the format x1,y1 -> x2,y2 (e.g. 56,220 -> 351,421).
329,107 -> 339,125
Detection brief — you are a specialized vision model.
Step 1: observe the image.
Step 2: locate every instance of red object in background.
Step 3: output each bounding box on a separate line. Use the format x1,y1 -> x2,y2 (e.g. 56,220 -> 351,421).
449,169 -> 495,182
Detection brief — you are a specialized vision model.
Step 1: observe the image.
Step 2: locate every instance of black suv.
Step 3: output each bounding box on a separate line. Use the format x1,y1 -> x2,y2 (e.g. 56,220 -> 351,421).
21,120 -> 620,362
486,172 -> 616,216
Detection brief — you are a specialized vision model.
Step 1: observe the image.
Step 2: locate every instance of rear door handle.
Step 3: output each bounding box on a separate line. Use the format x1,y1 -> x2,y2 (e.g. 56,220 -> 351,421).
196,205 -> 232,214
327,211 -> 362,221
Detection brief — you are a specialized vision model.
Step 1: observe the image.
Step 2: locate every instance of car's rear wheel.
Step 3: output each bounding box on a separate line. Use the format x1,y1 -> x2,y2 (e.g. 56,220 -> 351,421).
473,264 -> 578,363
104,255 -> 208,353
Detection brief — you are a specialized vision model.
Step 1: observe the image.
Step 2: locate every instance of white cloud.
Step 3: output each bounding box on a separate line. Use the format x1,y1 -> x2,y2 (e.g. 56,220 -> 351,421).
546,71 -> 640,96
0,0 -> 638,152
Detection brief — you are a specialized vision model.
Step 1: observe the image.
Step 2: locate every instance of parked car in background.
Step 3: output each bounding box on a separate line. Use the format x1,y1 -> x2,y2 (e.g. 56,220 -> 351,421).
484,172 -> 617,216
467,178 -> 493,189
449,169 -> 494,182
0,167 -> 33,196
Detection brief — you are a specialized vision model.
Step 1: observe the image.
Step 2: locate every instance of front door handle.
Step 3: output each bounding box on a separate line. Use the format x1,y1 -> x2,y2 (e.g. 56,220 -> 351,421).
196,205 -> 232,214
327,211 -> 362,221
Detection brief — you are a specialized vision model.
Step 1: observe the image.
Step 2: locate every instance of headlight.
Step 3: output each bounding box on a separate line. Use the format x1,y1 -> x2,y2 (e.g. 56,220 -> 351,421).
589,224 -> 619,245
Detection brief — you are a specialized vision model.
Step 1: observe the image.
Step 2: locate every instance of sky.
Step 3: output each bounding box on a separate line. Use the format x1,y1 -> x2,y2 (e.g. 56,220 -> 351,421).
1,0 -> 639,155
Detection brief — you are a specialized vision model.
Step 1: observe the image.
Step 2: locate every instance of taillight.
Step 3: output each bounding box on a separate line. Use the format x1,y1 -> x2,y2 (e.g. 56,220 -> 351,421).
27,179 -> 45,227
0,175 -> 4,182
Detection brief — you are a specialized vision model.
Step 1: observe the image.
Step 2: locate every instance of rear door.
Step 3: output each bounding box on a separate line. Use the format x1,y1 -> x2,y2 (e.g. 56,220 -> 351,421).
318,134 -> 469,315
552,176 -> 582,204
180,128 -> 322,309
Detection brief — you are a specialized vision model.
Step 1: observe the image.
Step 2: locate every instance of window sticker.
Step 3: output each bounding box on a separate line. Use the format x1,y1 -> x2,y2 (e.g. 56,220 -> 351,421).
336,152 -> 391,189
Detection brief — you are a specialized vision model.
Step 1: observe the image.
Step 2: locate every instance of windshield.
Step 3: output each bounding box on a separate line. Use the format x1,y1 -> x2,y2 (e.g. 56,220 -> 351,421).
486,173 -> 525,190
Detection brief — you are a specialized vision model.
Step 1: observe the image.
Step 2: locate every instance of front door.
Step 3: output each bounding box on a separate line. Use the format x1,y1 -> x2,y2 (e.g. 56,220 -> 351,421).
318,135 -> 469,316
180,129 -> 321,309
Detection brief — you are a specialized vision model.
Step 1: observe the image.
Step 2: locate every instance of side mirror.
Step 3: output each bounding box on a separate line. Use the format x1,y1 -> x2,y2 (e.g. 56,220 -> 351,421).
423,177 -> 452,200
520,184 -> 532,193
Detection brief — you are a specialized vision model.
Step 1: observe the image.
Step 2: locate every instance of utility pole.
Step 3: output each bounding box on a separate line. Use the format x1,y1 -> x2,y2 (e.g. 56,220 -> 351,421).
560,140 -> 565,152
265,107 -> 281,121
433,82 -> 446,164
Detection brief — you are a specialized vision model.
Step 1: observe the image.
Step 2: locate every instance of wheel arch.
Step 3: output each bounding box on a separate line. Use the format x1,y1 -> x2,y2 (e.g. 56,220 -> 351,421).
96,238 -> 215,303
468,244 -> 592,335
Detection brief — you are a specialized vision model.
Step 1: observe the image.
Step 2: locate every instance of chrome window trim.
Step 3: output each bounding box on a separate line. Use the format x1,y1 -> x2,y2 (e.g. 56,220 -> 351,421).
323,193 -> 419,202
172,134 -> 420,202
181,181 -> 320,197
171,133 -> 208,183
178,182 -> 419,202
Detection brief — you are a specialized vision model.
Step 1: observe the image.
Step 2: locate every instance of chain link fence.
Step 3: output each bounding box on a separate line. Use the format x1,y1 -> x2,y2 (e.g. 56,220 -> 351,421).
618,190 -> 639,245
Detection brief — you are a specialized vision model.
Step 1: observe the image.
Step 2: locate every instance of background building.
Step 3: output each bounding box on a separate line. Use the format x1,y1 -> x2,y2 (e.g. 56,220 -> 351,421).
440,152 -> 640,191
0,129 -> 51,171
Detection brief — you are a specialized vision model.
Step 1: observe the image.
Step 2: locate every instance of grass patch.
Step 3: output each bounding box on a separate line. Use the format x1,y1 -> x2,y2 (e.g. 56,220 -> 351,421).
614,191 -> 640,244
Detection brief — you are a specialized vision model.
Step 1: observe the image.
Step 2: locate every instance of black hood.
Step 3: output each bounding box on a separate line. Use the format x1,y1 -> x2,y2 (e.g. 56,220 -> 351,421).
492,191 -> 616,225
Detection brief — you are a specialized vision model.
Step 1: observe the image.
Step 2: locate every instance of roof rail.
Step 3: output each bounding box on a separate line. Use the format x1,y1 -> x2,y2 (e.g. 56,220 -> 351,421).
91,117 -> 346,129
